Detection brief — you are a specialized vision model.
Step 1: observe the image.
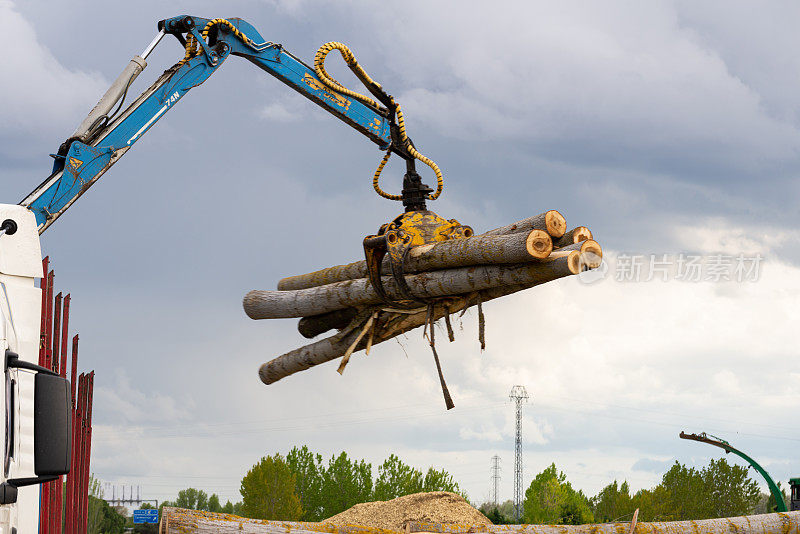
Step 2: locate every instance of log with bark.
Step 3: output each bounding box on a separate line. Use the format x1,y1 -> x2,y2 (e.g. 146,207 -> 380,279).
277,227 -> 554,291
245,211 -> 601,394
244,242 -> 598,320
159,507 -> 800,534
258,251 -> 593,385
552,226 -> 593,248
481,210 -> 567,238
158,508 -> 394,534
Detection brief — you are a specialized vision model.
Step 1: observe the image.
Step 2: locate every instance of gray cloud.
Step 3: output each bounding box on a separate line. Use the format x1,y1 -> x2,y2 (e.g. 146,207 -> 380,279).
632,458 -> 675,473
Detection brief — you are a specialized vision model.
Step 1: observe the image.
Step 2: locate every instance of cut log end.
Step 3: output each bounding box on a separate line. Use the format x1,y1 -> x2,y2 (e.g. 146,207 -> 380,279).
545,210 -> 567,238
566,251 -> 581,274
554,226 -> 593,248
578,239 -> 603,270
525,230 -> 553,259
552,240 -> 602,273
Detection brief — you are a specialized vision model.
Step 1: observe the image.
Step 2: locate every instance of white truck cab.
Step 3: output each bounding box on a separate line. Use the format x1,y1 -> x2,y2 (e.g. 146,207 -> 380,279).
0,204 -> 72,533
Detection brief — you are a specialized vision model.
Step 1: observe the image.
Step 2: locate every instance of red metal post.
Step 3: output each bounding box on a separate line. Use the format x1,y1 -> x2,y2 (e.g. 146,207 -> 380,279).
54,295 -> 69,534
52,293 -> 62,374
40,269 -> 54,534
37,258 -> 48,533
65,335 -> 79,534
49,293 -> 62,533
70,374 -> 86,534
76,374 -> 88,534
38,257 -> 49,366
44,270 -> 54,369
81,372 -> 94,534
60,295 -> 70,378
70,336 -> 79,409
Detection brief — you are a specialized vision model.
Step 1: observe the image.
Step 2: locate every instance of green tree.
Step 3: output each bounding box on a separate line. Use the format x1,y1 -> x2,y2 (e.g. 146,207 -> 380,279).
374,454 -> 424,501
173,488 -> 209,510
207,494 -> 222,513
523,464 -> 593,525
87,496 -> 125,534
478,501 -> 514,524
660,461 -> 706,520
240,453 -> 303,520
630,485 -> 672,522
423,466 -> 462,495
84,475 -> 125,534
497,499 -> 516,522
591,480 -> 634,523
287,445 -> 326,520
701,458 -> 760,518
654,459 -> 760,520
320,452 -> 373,518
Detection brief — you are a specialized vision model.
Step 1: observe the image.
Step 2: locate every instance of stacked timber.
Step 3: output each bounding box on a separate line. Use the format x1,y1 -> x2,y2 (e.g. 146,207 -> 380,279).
243,210 -> 601,395
158,507 -> 800,534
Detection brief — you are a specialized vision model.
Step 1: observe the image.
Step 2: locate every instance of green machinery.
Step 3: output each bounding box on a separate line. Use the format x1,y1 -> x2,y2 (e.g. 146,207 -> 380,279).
680,431 -> 796,513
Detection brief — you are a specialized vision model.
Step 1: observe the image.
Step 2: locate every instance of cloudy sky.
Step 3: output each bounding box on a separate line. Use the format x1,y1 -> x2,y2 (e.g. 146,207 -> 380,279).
2,0 -> 800,509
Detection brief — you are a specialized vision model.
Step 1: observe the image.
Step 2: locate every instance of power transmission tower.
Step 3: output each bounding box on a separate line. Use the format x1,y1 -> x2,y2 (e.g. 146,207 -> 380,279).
509,385 -> 529,523
491,455 -> 501,507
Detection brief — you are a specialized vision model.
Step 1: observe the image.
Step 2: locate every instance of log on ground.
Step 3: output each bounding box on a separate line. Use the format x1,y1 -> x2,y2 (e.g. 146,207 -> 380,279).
158,507 -> 396,534
406,512 -> 800,533
245,245 -> 599,320
158,504 -> 800,534
277,229 -> 553,291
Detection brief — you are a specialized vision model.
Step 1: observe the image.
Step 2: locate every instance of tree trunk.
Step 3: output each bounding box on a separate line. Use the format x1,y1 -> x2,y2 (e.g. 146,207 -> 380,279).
277,230 -> 552,292
547,239 -> 602,270
159,506 -> 800,534
482,210 -> 566,238
553,226 -> 593,248
159,507 -> 390,534
258,254 -> 582,385
404,513 -> 800,533
245,249 -> 593,320
298,308 -> 358,339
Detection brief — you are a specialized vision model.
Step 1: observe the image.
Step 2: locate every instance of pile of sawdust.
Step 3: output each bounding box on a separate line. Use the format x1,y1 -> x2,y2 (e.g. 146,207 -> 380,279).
323,491 -> 491,531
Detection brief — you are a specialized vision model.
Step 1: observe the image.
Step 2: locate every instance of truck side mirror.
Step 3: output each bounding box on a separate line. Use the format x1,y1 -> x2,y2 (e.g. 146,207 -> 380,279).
0,351 -> 71,504
34,372 -> 71,476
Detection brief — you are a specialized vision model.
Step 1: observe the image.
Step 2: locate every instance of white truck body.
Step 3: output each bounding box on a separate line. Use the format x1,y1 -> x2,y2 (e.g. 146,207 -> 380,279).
0,204 -> 46,533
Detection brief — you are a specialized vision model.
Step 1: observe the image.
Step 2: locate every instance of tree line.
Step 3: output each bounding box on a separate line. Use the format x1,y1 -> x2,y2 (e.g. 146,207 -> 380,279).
481,458 -> 770,525
161,445 -> 464,522
157,447 -> 774,526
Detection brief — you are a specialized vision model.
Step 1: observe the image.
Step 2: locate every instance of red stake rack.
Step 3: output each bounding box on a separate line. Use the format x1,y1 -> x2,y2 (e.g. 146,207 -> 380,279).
35,258 -> 95,534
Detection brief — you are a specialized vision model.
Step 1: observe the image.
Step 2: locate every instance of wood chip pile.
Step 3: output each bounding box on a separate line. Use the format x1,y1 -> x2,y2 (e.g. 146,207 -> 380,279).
323,492 -> 491,532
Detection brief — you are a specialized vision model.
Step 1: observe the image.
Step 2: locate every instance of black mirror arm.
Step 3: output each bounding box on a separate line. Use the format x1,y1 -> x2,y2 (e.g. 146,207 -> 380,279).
5,351 -> 58,376
5,475 -> 57,488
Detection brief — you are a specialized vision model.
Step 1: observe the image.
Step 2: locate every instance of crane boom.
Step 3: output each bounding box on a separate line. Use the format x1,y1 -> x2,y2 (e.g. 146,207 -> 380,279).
20,16 -> 395,234
680,431 -> 788,512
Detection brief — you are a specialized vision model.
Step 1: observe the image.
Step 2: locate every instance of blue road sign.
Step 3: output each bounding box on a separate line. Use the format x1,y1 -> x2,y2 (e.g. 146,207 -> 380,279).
133,509 -> 159,524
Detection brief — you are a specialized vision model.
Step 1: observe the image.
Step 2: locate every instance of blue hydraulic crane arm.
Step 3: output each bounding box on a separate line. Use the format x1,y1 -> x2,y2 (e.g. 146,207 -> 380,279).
20,15 -> 394,234
679,431 -> 788,512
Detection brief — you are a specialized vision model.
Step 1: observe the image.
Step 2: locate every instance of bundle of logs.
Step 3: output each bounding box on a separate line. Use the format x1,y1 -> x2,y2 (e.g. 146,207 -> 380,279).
243,210 -> 601,408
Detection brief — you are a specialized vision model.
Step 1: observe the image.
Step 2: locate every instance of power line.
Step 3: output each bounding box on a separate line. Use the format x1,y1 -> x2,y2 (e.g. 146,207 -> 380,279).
510,385 -> 529,523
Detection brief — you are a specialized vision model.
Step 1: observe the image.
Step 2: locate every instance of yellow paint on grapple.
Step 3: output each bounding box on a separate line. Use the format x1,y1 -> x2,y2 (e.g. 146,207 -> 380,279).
380,210 -> 473,248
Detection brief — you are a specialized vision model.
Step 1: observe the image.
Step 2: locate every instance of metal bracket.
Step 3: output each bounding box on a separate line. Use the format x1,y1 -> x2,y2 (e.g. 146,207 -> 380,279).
363,231 -> 423,307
